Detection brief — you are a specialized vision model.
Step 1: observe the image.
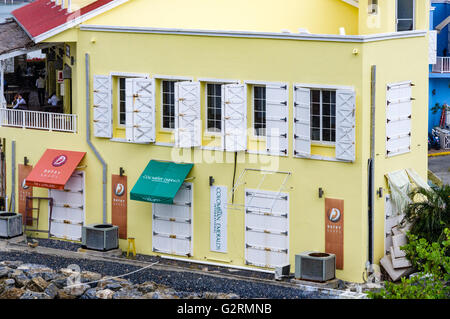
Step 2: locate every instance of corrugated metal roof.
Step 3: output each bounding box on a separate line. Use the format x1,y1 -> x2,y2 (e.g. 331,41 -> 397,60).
11,0 -> 119,42
0,20 -> 33,57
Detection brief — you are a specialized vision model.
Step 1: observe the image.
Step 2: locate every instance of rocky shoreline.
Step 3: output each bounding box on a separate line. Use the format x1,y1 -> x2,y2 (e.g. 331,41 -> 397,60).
0,260 -> 240,299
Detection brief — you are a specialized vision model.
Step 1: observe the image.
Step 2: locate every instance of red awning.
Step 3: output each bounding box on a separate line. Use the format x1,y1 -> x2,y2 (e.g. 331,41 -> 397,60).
25,149 -> 86,190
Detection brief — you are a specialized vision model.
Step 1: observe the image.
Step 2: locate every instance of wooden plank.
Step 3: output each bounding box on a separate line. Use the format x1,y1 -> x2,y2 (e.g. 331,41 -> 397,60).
325,198 -> 344,270
112,174 -> 127,239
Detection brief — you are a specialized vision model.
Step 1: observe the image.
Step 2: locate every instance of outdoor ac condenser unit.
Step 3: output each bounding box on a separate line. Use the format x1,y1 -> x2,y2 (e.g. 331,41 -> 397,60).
81,224 -> 119,251
0,212 -> 23,239
295,252 -> 336,282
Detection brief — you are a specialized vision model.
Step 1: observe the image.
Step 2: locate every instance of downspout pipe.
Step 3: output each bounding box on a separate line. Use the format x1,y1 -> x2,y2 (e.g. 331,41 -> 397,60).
368,65 -> 376,266
85,53 -> 108,224
10,140 -> 15,213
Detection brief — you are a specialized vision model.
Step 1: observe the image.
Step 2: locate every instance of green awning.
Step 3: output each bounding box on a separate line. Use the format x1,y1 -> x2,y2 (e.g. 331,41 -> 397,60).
130,160 -> 194,204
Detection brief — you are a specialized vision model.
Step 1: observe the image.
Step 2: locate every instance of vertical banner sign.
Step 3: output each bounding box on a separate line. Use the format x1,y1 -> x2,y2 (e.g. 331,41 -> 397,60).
112,174 -> 127,239
325,198 -> 344,270
210,186 -> 227,253
18,164 -> 33,225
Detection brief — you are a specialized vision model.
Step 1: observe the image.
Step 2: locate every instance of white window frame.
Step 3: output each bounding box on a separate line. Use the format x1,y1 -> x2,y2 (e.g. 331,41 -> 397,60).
252,85 -> 267,139
310,89 -> 337,145
368,0 -> 378,15
205,82 -> 224,136
396,0 -> 416,32
109,72 -> 150,129
155,75 -> 193,132
295,83 -> 353,147
200,79 -> 240,136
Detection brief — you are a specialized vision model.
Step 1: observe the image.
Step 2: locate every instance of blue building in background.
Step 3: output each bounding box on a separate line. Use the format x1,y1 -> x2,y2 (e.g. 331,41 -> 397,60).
429,0 -> 450,133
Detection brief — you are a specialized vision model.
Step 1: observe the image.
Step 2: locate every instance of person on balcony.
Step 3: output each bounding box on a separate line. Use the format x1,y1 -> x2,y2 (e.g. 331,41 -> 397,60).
12,94 -> 26,110
47,92 -> 59,107
35,74 -> 46,106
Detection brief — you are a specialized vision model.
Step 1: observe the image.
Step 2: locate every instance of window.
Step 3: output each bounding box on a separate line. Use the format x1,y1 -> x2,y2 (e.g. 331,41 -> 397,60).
397,0 -> 415,32
368,0 -> 378,14
206,84 -> 222,133
311,89 -> 336,143
162,80 -> 176,129
253,86 -> 266,137
118,78 -> 126,125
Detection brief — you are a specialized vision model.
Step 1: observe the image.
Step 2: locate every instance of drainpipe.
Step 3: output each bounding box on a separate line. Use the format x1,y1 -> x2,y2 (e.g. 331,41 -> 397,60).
85,53 -> 108,224
10,140 -> 15,213
0,60 -> 5,108
368,65 -> 376,267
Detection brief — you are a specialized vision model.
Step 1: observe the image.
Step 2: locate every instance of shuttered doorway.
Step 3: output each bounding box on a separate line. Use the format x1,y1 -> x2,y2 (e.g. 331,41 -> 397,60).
152,183 -> 193,257
245,189 -> 289,268
48,171 -> 85,241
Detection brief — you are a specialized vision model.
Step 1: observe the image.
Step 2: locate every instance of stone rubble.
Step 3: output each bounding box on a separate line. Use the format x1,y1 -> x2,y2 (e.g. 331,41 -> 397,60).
0,260 -> 241,299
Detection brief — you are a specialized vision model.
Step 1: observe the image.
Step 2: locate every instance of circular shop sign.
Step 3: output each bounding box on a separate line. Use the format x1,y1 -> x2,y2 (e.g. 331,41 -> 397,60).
328,208 -> 341,223
115,183 -> 125,197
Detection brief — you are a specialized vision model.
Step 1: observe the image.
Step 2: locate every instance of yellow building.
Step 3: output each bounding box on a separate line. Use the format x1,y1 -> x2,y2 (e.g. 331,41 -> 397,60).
0,0 -> 431,283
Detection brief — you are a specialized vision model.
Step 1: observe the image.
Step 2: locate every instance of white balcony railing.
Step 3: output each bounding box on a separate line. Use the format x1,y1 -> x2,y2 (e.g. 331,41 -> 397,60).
0,108 -> 77,133
432,57 -> 450,73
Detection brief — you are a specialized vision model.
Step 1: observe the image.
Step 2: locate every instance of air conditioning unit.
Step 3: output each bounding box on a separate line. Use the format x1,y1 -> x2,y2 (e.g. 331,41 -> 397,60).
295,252 -> 336,282
81,224 -> 119,251
0,212 -> 23,239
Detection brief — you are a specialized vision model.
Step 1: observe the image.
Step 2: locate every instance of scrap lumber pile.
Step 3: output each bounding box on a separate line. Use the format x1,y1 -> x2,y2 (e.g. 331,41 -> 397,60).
380,217 -> 415,282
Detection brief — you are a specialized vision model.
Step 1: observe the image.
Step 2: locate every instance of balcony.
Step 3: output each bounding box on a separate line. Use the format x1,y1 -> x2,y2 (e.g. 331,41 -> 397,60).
432,57 -> 450,74
0,108 -> 77,133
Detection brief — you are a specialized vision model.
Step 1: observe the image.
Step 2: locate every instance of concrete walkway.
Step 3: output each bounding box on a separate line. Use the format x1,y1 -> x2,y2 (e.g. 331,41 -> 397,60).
428,155 -> 450,185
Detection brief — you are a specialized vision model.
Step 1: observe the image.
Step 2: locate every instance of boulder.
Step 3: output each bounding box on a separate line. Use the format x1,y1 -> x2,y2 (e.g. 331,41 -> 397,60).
20,291 -> 52,299
56,289 -> 77,300
112,288 -> 143,299
26,276 -> 49,292
9,270 -> 29,288
0,266 -> 10,279
104,283 -> 123,291
0,287 -> 25,299
3,279 -> 15,287
63,283 -> 90,297
96,289 -> 114,299
81,288 -> 99,299
81,271 -> 102,285
44,283 -> 59,299
137,282 -> 157,293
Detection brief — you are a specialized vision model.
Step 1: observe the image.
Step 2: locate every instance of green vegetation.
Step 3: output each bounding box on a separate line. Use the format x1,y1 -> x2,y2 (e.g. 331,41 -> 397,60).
369,185 -> 450,299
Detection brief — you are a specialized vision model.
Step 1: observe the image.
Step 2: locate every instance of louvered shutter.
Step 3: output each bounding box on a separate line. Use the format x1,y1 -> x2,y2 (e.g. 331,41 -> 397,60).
386,81 -> 413,157
293,86 -> 311,157
266,84 -> 289,156
335,90 -> 356,162
222,84 -> 247,152
429,30 -> 437,65
132,78 -> 155,143
125,78 -> 134,141
175,81 -> 201,148
92,75 -> 112,138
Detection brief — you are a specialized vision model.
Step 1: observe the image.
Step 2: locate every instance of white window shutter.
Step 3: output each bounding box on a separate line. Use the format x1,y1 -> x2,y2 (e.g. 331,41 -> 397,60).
92,75 -> 112,138
175,81 -> 201,148
266,84 -> 289,156
336,89 -> 356,162
293,86 -> 311,157
386,81 -> 412,157
429,30 -> 437,65
222,84 -> 247,152
125,78 -> 134,142
131,78 -> 155,143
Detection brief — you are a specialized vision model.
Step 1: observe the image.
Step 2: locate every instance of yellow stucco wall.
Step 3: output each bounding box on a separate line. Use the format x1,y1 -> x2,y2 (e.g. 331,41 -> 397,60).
359,0 -> 429,34
0,0 -> 430,284
83,0 -> 359,35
